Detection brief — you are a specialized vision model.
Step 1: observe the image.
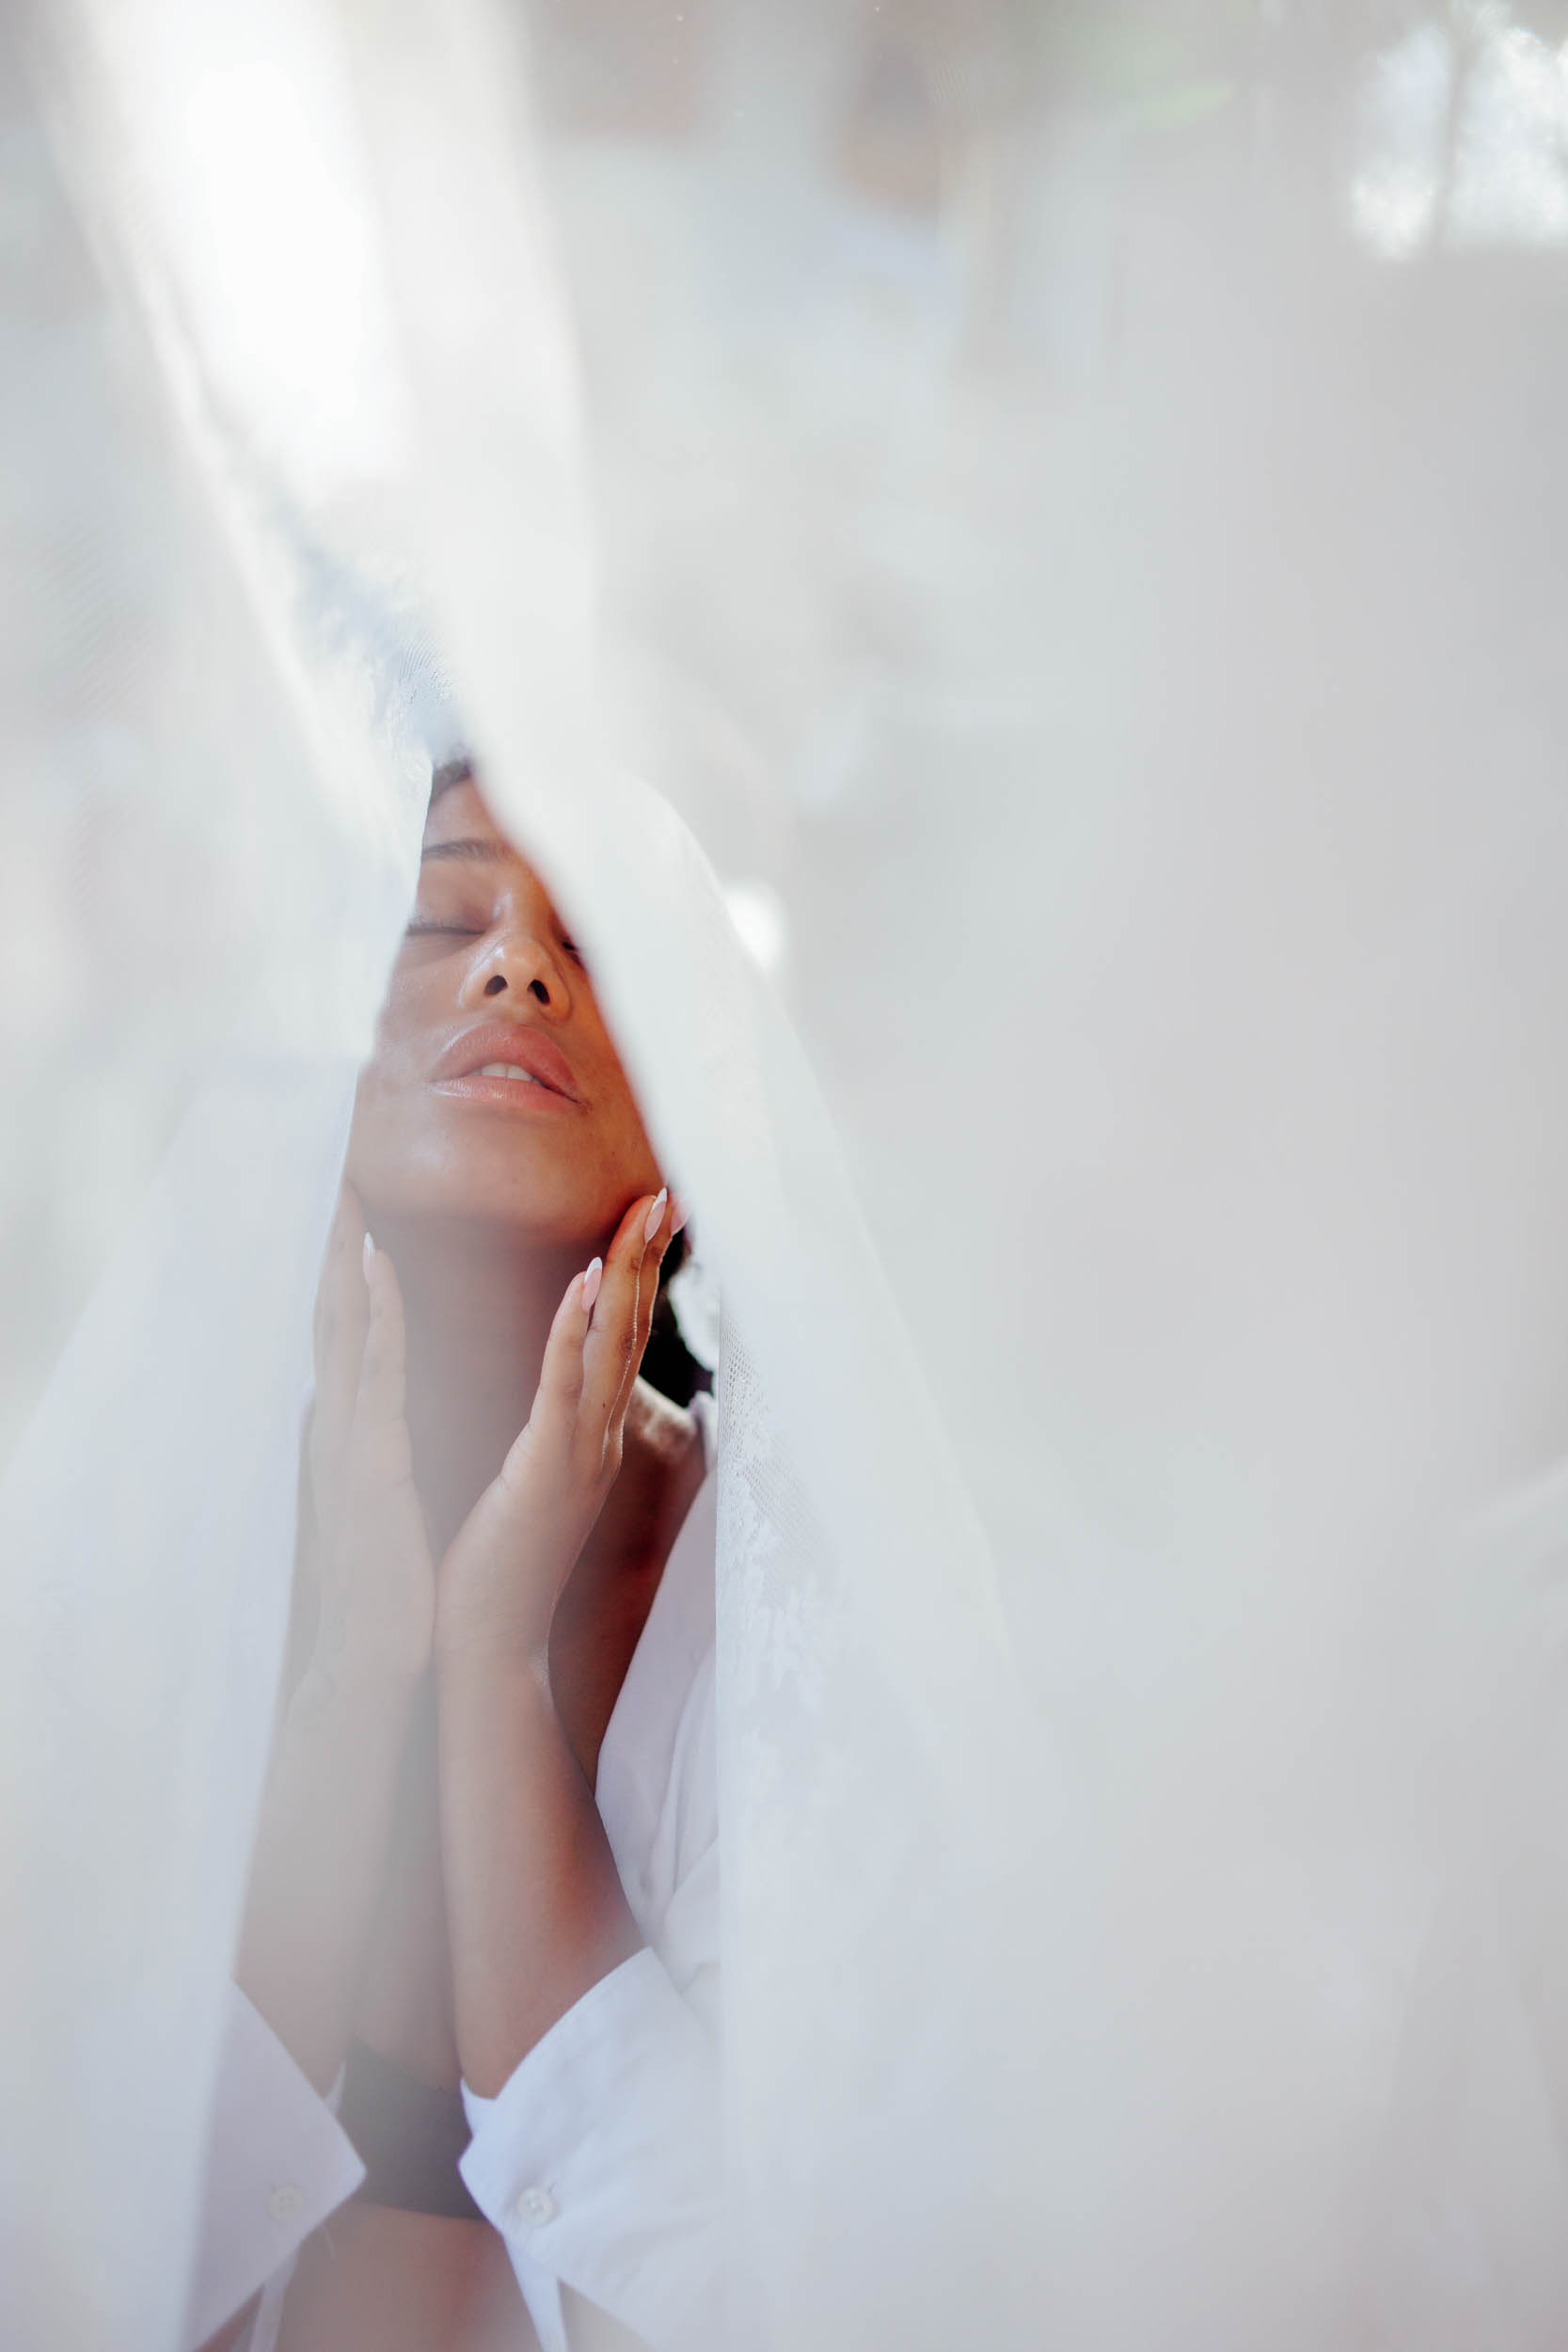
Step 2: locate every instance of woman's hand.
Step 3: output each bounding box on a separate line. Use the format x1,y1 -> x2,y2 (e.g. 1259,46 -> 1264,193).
436,1190 -> 677,2091
295,1183 -> 435,1704
234,1184 -> 434,2093
434,1187 -> 674,1674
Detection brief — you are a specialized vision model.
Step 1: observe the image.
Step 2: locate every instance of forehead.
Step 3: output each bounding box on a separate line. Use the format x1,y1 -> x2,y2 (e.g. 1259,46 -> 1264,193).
421,779 -> 540,890
422,775 -> 507,851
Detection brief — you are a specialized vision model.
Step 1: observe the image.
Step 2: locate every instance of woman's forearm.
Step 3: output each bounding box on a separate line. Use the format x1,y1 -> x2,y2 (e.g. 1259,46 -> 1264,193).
235,1665 -> 418,2093
437,1655 -> 641,2098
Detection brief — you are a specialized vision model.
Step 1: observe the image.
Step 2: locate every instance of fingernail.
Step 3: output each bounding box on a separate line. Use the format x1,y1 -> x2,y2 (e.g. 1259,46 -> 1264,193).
581,1257 -> 603,1311
362,1232 -> 376,1284
643,1188 -> 668,1244
670,1194 -> 688,1235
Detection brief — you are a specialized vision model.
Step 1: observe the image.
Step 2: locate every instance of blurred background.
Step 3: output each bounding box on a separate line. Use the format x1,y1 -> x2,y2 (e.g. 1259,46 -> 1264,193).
10,0 -> 1568,1659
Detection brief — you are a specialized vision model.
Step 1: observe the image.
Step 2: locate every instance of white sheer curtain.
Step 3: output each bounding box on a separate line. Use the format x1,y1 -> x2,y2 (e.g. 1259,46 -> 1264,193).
0,11 -> 428,2343
8,5 -> 1568,2349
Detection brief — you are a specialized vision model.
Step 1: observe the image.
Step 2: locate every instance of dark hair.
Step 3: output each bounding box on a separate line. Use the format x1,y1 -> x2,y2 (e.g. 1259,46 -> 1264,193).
640,1226 -> 709,1406
429,752 -> 476,803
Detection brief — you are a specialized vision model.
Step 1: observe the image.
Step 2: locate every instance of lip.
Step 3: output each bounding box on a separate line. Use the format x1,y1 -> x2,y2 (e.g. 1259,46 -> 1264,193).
431,1020 -> 583,1108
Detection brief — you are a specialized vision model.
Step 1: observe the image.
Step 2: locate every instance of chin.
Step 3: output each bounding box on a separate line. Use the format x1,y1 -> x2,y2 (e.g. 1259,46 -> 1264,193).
352,1159 -> 612,1249
349,1094 -> 651,1249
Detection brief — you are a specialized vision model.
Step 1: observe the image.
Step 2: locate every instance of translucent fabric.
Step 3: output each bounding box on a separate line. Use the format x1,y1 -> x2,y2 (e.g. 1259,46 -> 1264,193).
8,5 -> 1568,2350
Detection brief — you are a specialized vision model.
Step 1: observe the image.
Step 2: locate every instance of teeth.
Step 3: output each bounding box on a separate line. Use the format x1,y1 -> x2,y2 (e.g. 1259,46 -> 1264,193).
477,1062 -> 539,1083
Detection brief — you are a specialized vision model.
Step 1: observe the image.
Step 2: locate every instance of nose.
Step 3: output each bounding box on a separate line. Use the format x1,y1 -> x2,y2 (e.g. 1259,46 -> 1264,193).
456,917 -> 574,1021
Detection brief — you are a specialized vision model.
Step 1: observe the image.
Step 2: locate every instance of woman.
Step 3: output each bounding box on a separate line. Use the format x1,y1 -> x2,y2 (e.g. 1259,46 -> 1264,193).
187,758 -> 723,2352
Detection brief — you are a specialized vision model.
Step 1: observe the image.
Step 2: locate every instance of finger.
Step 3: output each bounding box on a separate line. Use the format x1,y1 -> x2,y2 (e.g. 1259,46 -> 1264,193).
579,1193 -> 658,1434
309,1184 -> 371,1525
287,1411 -> 328,1669
351,1241 -> 415,1489
601,1186 -> 675,1443
312,1184 -> 370,1382
626,1189 -> 675,1397
496,1264 -> 594,1504
531,1263 -> 594,1448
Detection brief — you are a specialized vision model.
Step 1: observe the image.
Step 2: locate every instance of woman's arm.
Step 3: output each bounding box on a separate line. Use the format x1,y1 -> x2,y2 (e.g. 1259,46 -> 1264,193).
182,1194 -> 435,2352
432,1191 -> 728,2350
436,1652 -> 641,2092
237,1190 -> 436,2090
233,1645 -> 420,2092
434,1189 -> 672,2091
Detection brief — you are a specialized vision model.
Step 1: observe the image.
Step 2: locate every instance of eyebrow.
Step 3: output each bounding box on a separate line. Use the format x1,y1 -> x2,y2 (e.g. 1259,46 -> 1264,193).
420,837 -> 504,863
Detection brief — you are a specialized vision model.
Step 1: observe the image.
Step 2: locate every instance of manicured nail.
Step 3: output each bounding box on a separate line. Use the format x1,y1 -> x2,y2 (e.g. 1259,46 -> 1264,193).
581,1257 -> 603,1311
669,1194 -> 688,1235
643,1187 -> 668,1244
362,1232 -> 376,1284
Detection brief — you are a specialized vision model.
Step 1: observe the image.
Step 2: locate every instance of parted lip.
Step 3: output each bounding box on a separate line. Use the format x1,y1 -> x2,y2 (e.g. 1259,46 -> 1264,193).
432,1020 -> 582,1102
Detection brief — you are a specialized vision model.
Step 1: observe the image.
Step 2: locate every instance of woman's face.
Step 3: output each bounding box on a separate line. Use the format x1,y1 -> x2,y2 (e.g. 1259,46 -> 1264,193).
345,779 -> 662,1245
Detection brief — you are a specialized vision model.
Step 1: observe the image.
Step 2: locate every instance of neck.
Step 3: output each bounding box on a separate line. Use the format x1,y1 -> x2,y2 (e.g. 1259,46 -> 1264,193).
372,1214 -> 585,1557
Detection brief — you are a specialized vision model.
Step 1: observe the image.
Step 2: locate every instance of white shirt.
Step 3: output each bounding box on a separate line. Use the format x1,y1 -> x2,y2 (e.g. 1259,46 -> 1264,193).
183,1406 -> 721,2352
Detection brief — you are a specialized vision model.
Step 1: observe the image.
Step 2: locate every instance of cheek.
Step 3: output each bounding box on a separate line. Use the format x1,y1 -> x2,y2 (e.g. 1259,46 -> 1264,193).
587,1061 -> 661,1184
343,1060 -> 418,1205
343,977 -> 445,1198
366,964 -> 438,1076
346,971 -> 443,1136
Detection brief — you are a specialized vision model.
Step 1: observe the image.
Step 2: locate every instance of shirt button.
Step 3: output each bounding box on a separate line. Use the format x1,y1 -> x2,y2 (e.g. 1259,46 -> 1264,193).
512,2185 -> 557,2230
267,2183 -> 304,2222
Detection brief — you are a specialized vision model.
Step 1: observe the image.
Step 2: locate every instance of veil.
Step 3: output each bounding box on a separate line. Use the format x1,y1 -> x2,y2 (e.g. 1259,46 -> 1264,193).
8,4 -> 1568,2349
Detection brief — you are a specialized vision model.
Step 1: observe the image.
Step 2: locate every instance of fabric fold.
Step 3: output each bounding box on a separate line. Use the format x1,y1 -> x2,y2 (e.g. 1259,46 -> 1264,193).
460,1949 -> 725,2352
182,1984 -> 364,2351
